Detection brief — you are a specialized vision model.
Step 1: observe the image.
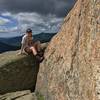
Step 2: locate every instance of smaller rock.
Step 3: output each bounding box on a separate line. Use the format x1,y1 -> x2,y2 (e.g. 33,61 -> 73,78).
15,93 -> 36,100
0,90 -> 31,100
0,90 -> 37,100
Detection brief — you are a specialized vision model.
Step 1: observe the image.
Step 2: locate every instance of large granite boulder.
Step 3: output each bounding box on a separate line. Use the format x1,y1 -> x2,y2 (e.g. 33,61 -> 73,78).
0,50 -> 39,94
36,0 -> 100,100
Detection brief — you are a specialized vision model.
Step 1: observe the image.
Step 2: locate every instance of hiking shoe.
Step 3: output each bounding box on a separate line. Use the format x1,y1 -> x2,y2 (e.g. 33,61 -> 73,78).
35,55 -> 44,63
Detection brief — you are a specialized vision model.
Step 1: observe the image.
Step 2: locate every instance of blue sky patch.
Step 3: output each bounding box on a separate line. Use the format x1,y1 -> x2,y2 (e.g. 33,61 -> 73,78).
0,15 -> 18,28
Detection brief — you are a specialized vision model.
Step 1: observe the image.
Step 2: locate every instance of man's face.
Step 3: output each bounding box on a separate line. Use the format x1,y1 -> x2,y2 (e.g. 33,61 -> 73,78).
27,32 -> 32,36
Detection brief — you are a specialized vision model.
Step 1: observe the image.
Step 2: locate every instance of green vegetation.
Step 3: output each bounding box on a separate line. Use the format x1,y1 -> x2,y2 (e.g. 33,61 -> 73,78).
36,92 -> 44,100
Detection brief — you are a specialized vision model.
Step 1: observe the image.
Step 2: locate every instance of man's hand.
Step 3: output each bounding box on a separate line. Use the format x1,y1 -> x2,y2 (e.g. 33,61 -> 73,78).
17,51 -> 28,55
17,51 -> 22,55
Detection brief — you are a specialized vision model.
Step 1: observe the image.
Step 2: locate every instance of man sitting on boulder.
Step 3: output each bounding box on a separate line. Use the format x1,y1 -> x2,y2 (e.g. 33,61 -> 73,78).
18,28 -> 44,62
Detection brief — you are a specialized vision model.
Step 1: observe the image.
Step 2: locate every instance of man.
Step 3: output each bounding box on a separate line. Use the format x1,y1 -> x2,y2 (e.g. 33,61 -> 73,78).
18,28 -> 44,62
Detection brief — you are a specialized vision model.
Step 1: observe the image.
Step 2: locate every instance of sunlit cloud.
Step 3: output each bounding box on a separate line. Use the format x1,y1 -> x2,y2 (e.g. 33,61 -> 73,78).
0,15 -> 18,34
1,12 -> 11,17
0,17 -> 10,25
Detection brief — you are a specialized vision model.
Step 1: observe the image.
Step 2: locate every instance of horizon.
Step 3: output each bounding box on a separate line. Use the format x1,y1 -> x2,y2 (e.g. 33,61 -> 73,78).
0,32 -> 57,38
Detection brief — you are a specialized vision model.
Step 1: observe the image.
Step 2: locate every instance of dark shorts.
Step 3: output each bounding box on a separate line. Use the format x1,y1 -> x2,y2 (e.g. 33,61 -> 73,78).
24,41 -> 41,54
24,47 -> 32,54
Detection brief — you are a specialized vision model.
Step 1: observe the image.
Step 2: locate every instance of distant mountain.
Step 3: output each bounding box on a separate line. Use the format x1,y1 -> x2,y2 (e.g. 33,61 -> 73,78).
0,33 -> 56,53
33,33 -> 56,43
0,42 -> 19,53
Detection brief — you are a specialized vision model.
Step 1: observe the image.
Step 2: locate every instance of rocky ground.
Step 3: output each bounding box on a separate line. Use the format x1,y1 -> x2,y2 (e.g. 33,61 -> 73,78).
0,90 -> 46,100
0,90 -> 37,100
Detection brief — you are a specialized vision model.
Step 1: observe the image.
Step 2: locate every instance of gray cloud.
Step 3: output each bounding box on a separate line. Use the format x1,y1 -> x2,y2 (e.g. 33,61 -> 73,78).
0,12 -> 63,35
0,0 -> 76,17
16,13 -> 63,33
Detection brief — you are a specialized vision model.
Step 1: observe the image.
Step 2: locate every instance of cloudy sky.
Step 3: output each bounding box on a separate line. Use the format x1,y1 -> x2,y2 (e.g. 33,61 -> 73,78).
0,0 -> 75,37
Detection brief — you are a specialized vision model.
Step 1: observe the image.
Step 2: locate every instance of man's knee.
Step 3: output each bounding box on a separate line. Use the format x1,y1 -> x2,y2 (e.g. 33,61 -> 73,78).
30,46 -> 35,50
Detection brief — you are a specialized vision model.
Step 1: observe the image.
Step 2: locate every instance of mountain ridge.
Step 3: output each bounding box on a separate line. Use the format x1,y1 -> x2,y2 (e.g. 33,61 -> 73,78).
0,33 -> 56,53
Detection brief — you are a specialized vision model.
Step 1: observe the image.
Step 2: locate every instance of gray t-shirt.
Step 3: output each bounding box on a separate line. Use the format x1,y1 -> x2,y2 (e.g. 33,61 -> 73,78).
21,34 -> 28,48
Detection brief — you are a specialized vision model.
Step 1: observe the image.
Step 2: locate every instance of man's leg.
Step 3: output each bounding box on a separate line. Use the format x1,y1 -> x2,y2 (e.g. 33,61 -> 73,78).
34,41 -> 41,52
30,46 -> 44,62
30,46 -> 37,56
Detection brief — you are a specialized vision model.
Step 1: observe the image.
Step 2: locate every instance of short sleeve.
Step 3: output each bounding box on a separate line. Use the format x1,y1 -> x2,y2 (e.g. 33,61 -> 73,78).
21,35 -> 27,44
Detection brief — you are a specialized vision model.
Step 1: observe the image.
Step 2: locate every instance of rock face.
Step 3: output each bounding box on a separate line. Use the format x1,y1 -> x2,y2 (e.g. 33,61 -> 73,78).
36,0 -> 100,100
0,50 -> 39,94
